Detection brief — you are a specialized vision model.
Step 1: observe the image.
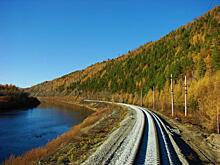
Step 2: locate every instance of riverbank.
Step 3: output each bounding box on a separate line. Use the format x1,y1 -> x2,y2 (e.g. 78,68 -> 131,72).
37,96 -> 97,112
3,97 -> 128,165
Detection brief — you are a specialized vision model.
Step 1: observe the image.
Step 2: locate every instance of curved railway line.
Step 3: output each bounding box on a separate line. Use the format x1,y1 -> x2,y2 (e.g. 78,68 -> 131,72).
83,101 -> 189,165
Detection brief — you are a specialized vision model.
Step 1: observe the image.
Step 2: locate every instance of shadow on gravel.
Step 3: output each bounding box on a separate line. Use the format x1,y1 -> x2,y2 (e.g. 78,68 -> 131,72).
134,113 -> 148,164
156,114 -> 203,165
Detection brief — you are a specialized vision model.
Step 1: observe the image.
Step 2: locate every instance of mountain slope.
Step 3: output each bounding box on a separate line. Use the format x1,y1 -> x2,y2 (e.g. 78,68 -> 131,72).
28,6 -> 220,131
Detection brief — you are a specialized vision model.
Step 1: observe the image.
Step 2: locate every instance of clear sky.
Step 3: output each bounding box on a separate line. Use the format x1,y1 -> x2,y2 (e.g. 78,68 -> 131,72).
0,0 -> 219,88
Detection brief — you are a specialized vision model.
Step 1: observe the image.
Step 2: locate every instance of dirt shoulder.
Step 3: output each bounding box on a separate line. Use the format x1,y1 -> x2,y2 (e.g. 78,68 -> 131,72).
155,111 -> 220,164
3,97 -> 128,165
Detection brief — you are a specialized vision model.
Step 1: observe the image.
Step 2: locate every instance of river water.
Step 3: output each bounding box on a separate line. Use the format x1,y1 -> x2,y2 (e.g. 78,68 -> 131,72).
0,102 -> 92,163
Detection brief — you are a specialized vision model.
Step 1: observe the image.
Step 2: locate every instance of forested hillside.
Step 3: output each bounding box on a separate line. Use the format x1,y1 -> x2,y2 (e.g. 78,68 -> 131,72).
28,6 -> 220,131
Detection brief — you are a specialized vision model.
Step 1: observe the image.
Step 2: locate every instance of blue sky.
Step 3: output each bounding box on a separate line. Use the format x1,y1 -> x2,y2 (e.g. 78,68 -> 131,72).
0,0 -> 219,88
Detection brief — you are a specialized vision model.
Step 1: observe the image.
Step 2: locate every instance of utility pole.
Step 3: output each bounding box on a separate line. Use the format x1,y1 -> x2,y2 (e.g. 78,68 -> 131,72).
184,75 -> 187,117
153,86 -> 155,110
217,107 -> 219,134
141,89 -> 143,106
171,74 -> 174,117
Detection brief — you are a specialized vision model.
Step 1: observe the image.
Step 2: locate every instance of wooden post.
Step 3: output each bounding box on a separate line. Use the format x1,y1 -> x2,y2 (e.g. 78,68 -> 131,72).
184,75 -> 187,117
171,74 -> 174,117
217,107 -> 219,134
153,86 -> 155,110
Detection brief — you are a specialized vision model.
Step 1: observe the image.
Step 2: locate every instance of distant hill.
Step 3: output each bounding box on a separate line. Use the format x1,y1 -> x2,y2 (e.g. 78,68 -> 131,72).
28,6 -> 220,131
0,84 -> 40,110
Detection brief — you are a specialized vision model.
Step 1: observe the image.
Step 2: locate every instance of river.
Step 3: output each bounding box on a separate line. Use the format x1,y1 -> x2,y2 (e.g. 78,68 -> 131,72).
0,102 -> 92,163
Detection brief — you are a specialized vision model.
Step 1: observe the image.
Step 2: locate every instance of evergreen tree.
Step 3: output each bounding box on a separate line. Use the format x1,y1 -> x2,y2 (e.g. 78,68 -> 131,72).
197,58 -> 206,78
212,47 -> 220,71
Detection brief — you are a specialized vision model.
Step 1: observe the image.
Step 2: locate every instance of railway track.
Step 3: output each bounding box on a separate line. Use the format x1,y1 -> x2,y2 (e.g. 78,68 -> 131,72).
84,101 -> 188,165
119,104 -> 188,165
